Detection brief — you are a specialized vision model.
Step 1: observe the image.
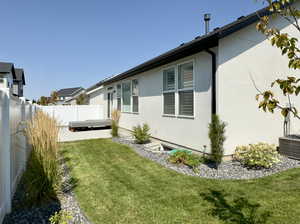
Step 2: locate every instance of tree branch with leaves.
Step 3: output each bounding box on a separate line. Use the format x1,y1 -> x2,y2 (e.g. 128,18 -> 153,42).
255,0 -> 300,121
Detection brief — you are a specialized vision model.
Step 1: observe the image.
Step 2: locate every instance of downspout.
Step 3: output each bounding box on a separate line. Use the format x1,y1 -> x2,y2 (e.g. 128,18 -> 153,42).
205,49 -> 217,115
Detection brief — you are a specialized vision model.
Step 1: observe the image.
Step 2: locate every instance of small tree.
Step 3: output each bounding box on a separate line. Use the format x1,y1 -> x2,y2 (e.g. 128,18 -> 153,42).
76,93 -> 88,105
50,91 -> 58,104
255,0 -> 300,130
38,96 -> 50,105
208,115 -> 226,168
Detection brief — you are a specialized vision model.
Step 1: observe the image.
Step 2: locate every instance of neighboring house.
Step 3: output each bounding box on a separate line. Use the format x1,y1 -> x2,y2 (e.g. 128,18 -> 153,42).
0,62 -> 16,91
56,87 -> 85,105
63,95 -> 77,105
13,68 -> 26,97
86,76 -> 114,106
86,4 -> 300,156
64,90 -> 89,105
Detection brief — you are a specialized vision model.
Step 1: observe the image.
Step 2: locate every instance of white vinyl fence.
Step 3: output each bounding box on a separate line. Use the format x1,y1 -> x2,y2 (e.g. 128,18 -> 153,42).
40,105 -> 104,126
0,88 -> 37,223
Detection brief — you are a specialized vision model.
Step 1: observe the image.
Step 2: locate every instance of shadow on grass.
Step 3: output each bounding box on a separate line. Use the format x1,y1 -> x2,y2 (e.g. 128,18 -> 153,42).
59,150 -> 79,193
200,190 -> 271,224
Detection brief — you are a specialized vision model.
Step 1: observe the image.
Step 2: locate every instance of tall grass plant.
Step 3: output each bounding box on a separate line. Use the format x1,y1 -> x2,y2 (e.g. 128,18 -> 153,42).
24,110 -> 60,205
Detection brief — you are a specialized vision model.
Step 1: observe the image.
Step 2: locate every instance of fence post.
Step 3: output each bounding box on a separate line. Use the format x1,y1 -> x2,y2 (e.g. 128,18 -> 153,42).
29,101 -> 33,120
19,97 -> 28,165
0,88 -> 12,214
76,105 -> 79,122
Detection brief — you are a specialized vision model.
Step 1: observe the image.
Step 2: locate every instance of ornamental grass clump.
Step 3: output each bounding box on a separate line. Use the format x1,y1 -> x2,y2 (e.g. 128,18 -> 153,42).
24,110 -> 60,205
235,143 -> 280,169
132,123 -> 151,144
111,110 -> 121,137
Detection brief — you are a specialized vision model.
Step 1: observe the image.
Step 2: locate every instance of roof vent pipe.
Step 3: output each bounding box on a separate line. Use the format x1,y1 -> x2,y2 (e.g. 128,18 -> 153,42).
204,13 -> 211,34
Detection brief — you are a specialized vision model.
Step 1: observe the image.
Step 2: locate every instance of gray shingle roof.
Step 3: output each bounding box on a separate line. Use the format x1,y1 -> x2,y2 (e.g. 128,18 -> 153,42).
14,68 -> 26,85
57,87 -> 84,97
0,62 -> 16,79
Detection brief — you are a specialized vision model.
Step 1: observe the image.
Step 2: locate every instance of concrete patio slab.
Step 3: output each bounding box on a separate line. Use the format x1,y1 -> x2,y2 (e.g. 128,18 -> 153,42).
59,127 -> 111,142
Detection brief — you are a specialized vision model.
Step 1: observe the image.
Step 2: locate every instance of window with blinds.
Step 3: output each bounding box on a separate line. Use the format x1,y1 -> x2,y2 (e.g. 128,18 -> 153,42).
163,67 -> 175,115
117,84 -> 121,98
132,79 -> 139,113
178,62 -> 193,89
117,84 -> 121,111
162,61 -> 194,117
122,82 -> 131,112
164,93 -> 175,115
179,91 -> 194,116
178,62 -> 194,116
163,68 -> 175,91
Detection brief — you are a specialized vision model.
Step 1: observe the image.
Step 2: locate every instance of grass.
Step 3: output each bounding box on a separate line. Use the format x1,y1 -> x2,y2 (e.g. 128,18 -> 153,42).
61,139 -> 300,224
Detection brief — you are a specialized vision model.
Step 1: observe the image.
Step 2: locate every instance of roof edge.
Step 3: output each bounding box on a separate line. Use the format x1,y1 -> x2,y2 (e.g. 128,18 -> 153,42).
87,4 -> 272,90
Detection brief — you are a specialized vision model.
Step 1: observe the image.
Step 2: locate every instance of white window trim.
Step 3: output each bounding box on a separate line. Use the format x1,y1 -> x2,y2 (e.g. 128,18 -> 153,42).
117,79 -> 139,114
162,66 -> 177,116
121,81 -> 132,113
106,86 -> 115,116
162,59 -> 195,118
116,84 -> 122,111
131,79 -> 139,113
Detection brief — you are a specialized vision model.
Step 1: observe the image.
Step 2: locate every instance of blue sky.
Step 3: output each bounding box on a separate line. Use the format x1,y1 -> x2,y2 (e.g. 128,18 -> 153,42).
0,0 -> 266,100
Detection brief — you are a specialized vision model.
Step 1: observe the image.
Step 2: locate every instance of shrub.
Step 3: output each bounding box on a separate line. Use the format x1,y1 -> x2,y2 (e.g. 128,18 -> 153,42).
49,210 -> 72,224
208,115 -> 226,167
168,150 -> 202,172
235,143 -> 280,169
111,110 -> 121,137
132,123 -> 151,144
24,110 -> 60,205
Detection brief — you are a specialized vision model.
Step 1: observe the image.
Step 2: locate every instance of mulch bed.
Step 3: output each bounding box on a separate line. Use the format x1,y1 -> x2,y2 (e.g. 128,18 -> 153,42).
113,137 -> 300,180
3,158 -> 90,224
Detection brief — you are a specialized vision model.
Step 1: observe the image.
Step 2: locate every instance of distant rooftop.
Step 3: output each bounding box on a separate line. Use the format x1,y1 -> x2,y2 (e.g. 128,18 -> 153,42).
0,62 -> 16,79
57,87 -> 84,97
14,68 -> 26,85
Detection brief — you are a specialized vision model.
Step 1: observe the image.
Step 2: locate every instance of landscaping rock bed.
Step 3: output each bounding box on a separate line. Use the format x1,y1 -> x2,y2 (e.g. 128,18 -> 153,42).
3,158 -> 90,224
113,137 -> 300,180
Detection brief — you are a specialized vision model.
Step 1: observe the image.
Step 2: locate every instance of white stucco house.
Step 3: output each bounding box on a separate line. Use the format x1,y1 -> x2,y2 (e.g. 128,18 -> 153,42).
86,4 -> 300,156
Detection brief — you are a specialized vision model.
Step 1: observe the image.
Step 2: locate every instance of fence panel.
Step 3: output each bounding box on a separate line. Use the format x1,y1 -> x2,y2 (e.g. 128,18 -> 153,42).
0,90 -> 10,223
10,96 -> 26,195
40,105 -> 104,126
0,90 -> 35,224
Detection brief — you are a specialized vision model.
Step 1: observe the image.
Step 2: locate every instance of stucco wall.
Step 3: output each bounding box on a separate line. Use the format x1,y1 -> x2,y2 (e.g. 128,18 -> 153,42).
88,9 -> 300,156
89,87 -> 107,118
218,13 -> 300,154
91,52 -> 213,152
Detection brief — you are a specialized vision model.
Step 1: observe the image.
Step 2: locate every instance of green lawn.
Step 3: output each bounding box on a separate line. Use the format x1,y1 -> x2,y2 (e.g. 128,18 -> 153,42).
61,139 -> 300,224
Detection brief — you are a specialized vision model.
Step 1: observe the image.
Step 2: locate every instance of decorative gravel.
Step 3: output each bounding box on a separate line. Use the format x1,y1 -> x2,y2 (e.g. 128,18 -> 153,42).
113,137 -> 300,180
3,158 -> 91,224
